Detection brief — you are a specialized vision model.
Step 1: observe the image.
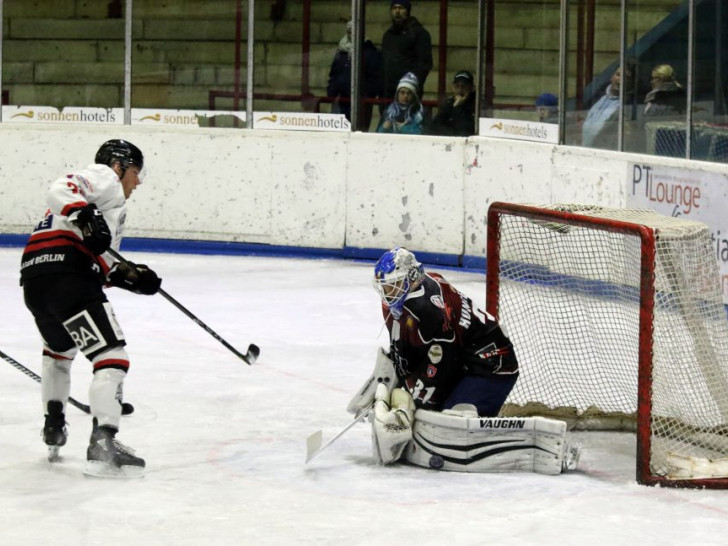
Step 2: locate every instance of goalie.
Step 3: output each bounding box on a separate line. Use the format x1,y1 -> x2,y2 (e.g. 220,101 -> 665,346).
349,247 -> 579,474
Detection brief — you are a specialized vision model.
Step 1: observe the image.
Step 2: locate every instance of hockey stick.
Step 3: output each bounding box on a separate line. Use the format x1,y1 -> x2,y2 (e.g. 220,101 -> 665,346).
305,406 -> 372,463
0,348 -> 91,414
106,248 -> 260,365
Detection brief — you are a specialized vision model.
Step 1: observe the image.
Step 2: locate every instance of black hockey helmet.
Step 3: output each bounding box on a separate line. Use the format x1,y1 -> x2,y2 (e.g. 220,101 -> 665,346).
95,139 -> 144,174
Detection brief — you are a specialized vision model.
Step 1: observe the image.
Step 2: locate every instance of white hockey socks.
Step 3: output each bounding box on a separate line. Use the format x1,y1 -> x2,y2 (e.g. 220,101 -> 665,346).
371,384 -> 415,465
41,346 -> 77,413
405,408 -> 581,475
89,368 -> 126,430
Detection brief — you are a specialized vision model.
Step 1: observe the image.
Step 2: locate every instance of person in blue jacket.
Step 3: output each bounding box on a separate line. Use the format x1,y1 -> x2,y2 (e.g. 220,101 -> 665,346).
377,72 -> 423,135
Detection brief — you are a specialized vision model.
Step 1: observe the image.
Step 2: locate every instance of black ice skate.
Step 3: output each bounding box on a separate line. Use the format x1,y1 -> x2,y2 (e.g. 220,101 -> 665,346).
84,419 -> 145,478
43,400 -> 67,462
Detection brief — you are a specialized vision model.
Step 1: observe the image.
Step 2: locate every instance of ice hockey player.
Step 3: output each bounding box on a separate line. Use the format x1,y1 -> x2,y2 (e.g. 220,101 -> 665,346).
349,247 -> 580,474
20,139 -> 161,478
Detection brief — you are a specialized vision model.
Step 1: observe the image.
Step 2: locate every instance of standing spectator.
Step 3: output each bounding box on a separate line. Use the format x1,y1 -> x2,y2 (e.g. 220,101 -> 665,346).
535,92 -> 559,124
643,64 -> 686,118
326,21 -> 382,131
581,65 -> 634,149
381,1 -> 433,109
377,72 -> 424,135
429,70 -> 476,136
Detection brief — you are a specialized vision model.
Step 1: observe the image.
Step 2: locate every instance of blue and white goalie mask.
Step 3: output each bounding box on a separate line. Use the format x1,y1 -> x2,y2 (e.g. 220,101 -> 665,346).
372,247 -> 424,319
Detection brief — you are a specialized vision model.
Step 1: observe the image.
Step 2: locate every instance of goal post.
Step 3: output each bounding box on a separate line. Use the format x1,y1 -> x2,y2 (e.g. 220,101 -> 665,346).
486,202 -> 728,488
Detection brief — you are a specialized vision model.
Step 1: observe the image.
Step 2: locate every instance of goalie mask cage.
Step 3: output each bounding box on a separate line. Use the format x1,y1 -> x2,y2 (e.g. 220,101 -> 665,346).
486,202 -> 728,488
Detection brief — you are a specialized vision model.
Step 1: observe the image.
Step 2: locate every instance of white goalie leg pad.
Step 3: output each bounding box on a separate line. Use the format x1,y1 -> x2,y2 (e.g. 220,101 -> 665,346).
347,347 -> 398,416
405,409 -> 576,475
41,346 -> 77,413
371,384 -> 415,465
89,368 -> 126,429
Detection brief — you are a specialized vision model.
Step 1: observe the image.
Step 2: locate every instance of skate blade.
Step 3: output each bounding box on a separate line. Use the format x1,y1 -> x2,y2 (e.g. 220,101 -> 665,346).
47,446 -> 62,462
83,460 -> 145,479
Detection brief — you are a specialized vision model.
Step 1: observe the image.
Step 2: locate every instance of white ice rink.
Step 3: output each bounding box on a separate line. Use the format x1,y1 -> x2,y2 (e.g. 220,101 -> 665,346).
1,247 -> 727,545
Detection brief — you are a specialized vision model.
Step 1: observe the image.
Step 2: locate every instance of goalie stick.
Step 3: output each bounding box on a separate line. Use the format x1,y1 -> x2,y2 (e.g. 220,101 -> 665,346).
106,248 -> 260,365
0,348 -> 134,416
305,407 -> 372,463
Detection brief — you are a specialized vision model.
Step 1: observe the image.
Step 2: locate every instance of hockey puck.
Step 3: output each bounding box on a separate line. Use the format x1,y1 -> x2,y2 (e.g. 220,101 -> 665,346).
121,402 -> 135,415
429,455 -> 444,469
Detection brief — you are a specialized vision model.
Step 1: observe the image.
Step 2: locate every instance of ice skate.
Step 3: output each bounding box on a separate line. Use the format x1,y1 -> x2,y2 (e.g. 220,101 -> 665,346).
43,401 -> 67,462
84,419 -> 145,478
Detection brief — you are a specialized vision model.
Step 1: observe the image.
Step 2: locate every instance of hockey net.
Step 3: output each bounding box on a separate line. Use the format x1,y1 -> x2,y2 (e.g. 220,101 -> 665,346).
486,202 -> 728,487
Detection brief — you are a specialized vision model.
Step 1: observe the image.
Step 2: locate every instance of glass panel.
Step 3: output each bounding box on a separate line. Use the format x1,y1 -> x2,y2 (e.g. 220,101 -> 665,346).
485,1 -> 561,127
564,0 -> 624,149
363,0 -> 438,135
691,0 -> 728,164
624,0 -> 687,156
133,1 -> 246,128
2,1 -> 123,110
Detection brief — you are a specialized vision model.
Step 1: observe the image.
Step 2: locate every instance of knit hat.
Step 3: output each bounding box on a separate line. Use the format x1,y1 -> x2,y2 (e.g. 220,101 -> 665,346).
396,72 -> 420,97
391,0 -> 412,12
535,92 -> 558,107
453,70 -> 474,84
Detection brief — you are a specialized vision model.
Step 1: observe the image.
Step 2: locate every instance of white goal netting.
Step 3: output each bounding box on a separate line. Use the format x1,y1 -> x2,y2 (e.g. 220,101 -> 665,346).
490,204 -> 728,482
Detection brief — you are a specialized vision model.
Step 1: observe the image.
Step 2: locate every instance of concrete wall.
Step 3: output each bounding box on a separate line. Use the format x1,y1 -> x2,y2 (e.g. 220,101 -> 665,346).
2,123 -> 726,262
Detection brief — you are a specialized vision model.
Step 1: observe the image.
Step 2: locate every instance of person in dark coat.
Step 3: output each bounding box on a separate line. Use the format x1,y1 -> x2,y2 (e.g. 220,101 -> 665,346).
327,21 -> 383,131
381,1 -> 433,109
429,70 -> 476,136
643,64 -> 686,118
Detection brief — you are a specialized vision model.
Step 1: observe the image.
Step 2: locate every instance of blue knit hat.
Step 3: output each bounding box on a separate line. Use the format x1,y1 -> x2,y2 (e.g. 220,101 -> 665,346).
535,93 -> 558,107
391,0 -> 412,12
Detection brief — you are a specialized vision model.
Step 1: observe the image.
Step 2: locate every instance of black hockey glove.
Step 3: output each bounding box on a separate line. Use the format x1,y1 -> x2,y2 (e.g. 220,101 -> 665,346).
108,261 -> 162,295
72,204 -> 112,255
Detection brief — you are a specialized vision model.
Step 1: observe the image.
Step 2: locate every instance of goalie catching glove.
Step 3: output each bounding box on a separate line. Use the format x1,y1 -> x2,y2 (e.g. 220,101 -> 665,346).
372,383 -> 415,465
108,261 -> 162,295
70,203 -> 112,256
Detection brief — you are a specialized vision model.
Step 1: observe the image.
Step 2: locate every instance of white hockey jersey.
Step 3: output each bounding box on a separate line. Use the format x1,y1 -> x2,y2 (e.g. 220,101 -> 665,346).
20,164 -> 126,282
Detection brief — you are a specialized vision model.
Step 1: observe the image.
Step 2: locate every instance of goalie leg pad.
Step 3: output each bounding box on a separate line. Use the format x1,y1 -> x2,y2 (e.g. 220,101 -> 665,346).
405,410 -> 574,475
372,384 -> 415,465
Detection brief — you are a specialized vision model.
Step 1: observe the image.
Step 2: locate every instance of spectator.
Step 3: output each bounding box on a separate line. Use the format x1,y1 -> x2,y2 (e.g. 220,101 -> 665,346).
643,64 -> 686,118
581,65 -> 634,149
377,72 -> 424,135
326,21 -> 382,131
535,92 -> 558,124
381,1 -> 433,109
429,70 -> 476,136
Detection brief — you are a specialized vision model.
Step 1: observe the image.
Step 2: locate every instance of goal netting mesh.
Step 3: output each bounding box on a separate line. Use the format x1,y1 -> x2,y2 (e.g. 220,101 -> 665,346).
489,204 -> 728,482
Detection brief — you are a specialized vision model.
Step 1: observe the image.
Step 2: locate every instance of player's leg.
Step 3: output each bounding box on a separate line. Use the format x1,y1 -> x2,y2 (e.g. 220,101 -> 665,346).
23,278 -> 80,458
442,373 -> 518,417
61,299 -> 145,477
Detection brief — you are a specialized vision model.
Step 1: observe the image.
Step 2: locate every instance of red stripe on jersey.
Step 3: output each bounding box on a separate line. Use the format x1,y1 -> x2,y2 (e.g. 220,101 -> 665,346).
60,201 -> 88,216
27,229 -> 82,245
93,359 -> 130,371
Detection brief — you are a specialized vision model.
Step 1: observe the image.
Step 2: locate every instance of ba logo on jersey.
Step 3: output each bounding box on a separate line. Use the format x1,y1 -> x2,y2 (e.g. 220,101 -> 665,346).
426,365 -> 438,378
430,295 -> 444,309
63,310 -> 107,353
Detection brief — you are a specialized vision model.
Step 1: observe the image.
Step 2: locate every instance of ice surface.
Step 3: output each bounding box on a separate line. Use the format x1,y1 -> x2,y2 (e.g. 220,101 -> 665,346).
1,248 -> 727,546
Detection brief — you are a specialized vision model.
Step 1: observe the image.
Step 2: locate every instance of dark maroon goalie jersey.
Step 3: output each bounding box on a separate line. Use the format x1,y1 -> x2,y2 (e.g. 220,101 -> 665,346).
382,272 -> 518,410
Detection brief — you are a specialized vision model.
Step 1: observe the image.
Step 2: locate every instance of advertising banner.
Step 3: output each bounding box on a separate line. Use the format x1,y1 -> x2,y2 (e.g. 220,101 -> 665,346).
479,117 -> 559,144
627,162 -> 728,304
